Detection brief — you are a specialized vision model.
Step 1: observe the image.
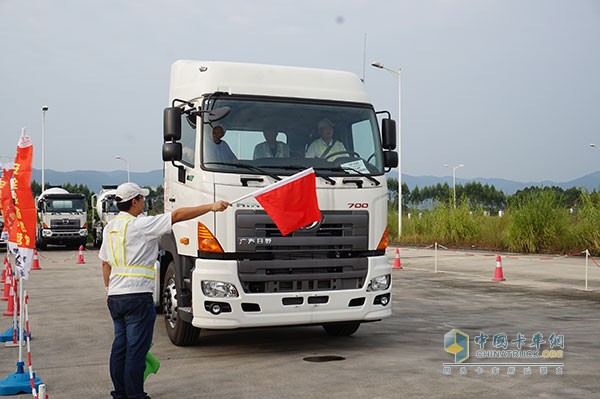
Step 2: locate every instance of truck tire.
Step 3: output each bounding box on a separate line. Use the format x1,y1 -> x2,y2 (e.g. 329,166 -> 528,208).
36,236 -> 47,251
163,262 -> 200,346
93,232 -> 102,248
322,322 -> 361,337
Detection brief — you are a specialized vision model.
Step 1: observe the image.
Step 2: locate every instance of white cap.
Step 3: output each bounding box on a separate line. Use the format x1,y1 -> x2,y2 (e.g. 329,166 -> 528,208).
115,182 -> 150,203
318,118 -> 334,129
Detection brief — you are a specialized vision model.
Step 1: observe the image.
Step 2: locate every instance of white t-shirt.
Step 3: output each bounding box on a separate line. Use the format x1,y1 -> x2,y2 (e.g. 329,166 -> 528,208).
305,138 -> 347,160
99,211 -> 172,295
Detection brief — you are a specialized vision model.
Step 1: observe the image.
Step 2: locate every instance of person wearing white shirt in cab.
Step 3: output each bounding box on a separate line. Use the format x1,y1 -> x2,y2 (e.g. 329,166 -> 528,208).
99,182 -> 229,399
253,126 -> 290,159
204,124 -> 237,163
305,118 -> 347,161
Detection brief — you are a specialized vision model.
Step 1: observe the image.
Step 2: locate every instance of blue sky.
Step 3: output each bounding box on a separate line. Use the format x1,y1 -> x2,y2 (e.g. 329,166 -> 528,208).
1,0 -> 598,183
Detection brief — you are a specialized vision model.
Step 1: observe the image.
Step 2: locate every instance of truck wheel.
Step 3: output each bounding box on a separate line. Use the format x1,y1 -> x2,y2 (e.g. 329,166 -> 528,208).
163,262 -> 200,346
93,233 -> 102,248
322,322 -> 360,337
36,237 -> 47,251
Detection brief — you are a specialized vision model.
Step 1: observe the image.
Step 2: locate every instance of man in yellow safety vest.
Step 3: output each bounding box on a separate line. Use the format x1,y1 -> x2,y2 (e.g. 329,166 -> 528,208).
99,182 -> 229,399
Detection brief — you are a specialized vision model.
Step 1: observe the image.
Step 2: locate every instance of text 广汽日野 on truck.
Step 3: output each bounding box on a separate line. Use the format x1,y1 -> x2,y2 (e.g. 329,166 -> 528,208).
157,60 -> 398,346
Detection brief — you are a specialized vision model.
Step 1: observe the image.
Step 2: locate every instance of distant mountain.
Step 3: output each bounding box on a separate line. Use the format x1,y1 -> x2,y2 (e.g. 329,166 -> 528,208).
27,168 -> 600,195
386,170 -> 600,195
31,169 -> 163,193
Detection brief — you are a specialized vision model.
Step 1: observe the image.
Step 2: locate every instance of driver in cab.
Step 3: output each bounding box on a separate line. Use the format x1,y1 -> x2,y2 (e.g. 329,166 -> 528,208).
305,118 -> 346,161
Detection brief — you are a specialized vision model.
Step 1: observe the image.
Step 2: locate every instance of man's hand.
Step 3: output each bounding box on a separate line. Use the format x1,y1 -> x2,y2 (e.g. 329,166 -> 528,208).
212,200 -> 230,212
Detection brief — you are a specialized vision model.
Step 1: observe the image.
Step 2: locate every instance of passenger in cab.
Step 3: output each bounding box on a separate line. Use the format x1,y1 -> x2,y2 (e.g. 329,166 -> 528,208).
204,125 -> 237,163
253,127 -> 290,159
305,118 -> 346,160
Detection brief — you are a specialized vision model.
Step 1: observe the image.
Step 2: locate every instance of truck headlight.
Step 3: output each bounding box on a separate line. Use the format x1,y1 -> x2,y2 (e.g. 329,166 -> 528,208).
79,229 -> 88,237
367,274 -> 391,292
201,280 -> 239,298
42,229 -> 52,237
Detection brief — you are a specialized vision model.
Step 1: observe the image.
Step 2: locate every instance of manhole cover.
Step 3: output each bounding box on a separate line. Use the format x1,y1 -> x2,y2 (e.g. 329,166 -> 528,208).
303,355 -> 346,362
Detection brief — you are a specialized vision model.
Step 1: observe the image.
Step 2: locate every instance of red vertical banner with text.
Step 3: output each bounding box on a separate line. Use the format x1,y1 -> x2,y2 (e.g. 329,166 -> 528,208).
0,165 -> 16,243
10,135 -> 36,279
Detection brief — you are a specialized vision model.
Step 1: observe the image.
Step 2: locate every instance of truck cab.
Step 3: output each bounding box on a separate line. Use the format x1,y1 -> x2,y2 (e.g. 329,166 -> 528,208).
91,185 -> 119,248
159,61 -> 398,346
36,188 -> 88,250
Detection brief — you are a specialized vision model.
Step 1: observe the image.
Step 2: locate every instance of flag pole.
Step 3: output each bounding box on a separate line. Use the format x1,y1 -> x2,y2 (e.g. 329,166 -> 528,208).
230,192 -> 254,205
229,168 -> 315,204
18,274 -> 24,363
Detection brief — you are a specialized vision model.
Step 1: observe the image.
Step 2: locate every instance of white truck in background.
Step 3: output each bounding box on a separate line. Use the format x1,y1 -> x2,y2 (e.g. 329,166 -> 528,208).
0,215 -> 5,248
36,187 -> 88,250
91,185 -> 120,248
158,60 -> 398,346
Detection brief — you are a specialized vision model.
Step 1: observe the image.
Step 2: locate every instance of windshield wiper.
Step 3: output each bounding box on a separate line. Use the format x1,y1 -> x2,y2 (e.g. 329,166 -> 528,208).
204,162 -> 281,181
314,166 -> 380,186
275,165 -> 336,185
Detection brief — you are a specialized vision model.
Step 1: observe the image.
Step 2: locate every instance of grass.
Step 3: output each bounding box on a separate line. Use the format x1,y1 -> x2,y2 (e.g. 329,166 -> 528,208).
393,190 -> 600,254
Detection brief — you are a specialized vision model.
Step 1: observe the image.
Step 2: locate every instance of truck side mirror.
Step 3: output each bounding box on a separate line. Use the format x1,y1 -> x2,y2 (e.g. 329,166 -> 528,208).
162,142 -> 182,162
162,142 -> 186,183
383,151 -> 398,168
382,119 -> 397,150
164,107 -> 182,141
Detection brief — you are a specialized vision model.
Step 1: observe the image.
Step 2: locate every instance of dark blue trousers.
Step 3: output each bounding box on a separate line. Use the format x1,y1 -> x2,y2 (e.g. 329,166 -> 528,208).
108,293 -> 156,399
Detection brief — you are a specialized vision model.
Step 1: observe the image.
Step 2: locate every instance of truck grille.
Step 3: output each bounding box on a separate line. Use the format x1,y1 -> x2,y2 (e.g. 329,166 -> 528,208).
50,219 -> 80,231
235,210 -> 370,293
235,210 -> 368,253
238,258 -> 368,293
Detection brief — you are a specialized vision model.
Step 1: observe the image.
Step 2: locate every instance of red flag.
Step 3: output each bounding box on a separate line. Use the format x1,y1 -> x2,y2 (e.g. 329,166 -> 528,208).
10,134 -> 36,279
0,165 -> 16,242
251,168 -> 321,236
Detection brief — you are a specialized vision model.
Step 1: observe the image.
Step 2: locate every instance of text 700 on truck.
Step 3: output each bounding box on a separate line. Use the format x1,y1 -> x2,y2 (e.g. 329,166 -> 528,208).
157,60 -> 398,346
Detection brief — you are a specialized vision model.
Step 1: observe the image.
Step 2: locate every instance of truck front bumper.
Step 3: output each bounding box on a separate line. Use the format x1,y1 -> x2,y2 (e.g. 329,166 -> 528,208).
190,255 -> 392,329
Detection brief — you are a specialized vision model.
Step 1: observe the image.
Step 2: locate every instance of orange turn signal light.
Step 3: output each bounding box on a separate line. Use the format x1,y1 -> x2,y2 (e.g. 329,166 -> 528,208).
376,225 -> 389,251
197,222 -> 224,253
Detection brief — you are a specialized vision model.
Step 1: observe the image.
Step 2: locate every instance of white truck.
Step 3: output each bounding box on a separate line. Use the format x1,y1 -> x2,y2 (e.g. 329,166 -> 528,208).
0,215 -> 5,248
36,187 -> 88,250
159,60 -> 398,346
91,185 -> 119,248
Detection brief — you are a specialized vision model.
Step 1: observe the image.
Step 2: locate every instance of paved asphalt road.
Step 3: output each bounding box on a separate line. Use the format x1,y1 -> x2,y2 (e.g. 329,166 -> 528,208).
0,246 -> 598,398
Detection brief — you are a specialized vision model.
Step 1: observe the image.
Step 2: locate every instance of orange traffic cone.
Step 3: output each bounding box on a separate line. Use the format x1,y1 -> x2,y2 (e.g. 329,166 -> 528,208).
31,249 -> 42,270
3,278 -> 19,316
77,245 -> 86,264
1,271 -> 11,301
1,257 -> 7,283
492,255 -> 506,281
393,248 -> 403,270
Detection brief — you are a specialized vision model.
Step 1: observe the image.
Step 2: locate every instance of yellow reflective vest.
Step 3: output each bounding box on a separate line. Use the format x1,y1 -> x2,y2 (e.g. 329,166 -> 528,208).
107,214 -> 155,280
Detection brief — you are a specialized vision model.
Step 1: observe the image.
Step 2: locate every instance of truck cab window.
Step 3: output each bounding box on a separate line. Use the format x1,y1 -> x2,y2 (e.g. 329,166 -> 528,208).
181,113 -> 197,166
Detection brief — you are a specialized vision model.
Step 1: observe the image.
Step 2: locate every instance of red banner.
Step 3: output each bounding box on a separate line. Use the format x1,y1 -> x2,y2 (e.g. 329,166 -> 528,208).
0,165 -> 16,240
10,135 -> 36,279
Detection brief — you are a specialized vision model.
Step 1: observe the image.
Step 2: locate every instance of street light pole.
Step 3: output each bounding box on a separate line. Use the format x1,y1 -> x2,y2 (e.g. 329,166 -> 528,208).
444,164 -> 464,208
115,156 -> 130,182
371,61 -> 402,237
41,106 -> 49,192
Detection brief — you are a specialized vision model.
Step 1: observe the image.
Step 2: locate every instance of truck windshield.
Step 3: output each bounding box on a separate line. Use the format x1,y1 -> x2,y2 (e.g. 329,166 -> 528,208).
199,97 -> 384,176
106,199 -> 119,213
46,198 -> 86,212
